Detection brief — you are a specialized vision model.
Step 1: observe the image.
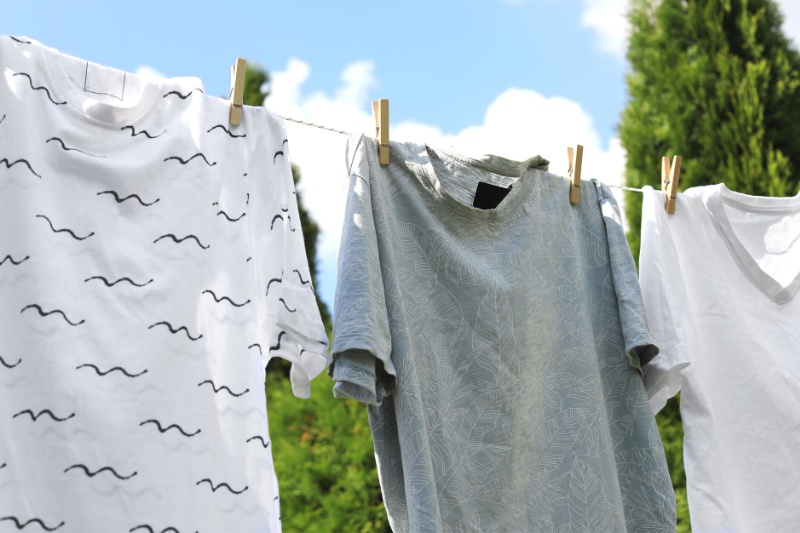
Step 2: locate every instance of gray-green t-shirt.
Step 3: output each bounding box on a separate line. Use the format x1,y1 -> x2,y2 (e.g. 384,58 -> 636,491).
331,134 -> 676,532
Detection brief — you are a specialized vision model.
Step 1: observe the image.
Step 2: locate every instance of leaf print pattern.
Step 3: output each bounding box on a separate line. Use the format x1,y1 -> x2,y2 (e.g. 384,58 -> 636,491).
470,281 -> 517,381
396,222 -> 438,304
560,459 -> 617,533
615,448 -> 676,533
332,136 -> 675,532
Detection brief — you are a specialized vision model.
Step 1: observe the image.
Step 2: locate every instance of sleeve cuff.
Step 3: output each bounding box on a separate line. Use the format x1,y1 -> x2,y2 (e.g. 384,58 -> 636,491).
331,348 -> 393,406
644,361 -> 691,414
288,346 -> 328,399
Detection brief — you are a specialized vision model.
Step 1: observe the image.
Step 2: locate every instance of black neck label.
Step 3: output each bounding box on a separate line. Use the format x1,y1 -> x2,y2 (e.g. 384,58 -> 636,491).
473,181 -> 512,210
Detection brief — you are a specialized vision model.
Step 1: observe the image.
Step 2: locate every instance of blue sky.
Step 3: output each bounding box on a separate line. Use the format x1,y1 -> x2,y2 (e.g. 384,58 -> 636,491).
7,0 -> 800,310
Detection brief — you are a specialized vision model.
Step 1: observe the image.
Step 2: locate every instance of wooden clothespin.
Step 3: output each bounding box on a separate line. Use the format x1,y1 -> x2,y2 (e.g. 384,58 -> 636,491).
567,145 -> 583,205
372,98 -> 390,165
661,155 -> 682,215
229,58 -> 246,126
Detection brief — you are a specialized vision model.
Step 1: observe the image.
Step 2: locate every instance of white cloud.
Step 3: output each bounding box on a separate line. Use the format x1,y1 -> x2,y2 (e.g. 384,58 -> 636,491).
267,59 -> 626,309
134,65 -> 166,80
335,61 -> 378,108
581,0 -> 629,60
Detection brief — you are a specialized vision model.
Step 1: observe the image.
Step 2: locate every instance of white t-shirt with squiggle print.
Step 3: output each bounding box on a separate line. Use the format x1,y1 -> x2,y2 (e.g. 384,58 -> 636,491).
0,36 -> 327,533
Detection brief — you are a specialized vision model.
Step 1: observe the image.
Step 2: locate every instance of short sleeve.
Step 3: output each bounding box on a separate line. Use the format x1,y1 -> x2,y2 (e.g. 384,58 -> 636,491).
252,113 -> 328,399
329,134 -> 395,406
594,181 -> 659,372
639,185 -> 693,413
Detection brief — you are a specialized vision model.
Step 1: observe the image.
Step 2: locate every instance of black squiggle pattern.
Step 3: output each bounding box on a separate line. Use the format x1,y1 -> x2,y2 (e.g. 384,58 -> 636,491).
292,269 -> 314,290
139,419 -> 201,437
278,298 -> 297,313
85,275 -> 153,288
0,254 -> 29,266
76,364 -> 148,378
0,114 -> 5,125
266,272 -> 283,296
1,158 -> 41,178
271,214 -> 297,232
198,380 -> 249,397
202,290 -> 250,308
20,304 -> 85,326
273,151 -> 284,163
13,409 -> 75,422
282,139 -> 289,148
120,125 -> 165,139
36,214 -> 94,241
12,73 -> 66,105
207,124 -> 246,138
129,526 -> 182,533
163,153 -> 216,166
64,464 -> 137,480
246,436 -> 269,448
0,517 -> 65,531
217,210 -> 246,222
97,190 -> 160,206
269,331 -> 286,353
0,355 -> 22,369
46,137 -> 104,158
248,343 -> 262,356
196,478 -> 248,495
246,192 -> 250,205
153,234 -> 209,249
10,36 -> 32,44
148,321 -> 203,341
246,257 -> 252,262
0,463 -> 5,469
163,88 -> 204,99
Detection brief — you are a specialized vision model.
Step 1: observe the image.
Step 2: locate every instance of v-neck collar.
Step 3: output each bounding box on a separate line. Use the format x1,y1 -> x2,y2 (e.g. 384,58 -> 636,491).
706,184 -> 800,305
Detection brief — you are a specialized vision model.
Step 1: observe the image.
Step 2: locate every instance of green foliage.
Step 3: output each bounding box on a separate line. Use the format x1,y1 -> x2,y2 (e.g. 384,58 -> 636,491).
621,0 -> 800,259
266,371 -> 389,533
243,64 -> 270,107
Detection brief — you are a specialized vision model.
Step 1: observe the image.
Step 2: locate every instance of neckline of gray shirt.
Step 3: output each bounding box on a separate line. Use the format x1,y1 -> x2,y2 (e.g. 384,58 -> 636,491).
404,141 -> 550,221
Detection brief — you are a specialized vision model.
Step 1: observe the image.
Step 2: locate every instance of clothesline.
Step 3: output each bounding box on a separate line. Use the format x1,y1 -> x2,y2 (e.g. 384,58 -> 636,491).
280,115 -> 350,136
279,115 -> 648,194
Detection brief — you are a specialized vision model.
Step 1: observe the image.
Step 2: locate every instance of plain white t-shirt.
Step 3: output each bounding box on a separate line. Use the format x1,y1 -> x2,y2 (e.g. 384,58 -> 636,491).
640,184 -> 800,533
